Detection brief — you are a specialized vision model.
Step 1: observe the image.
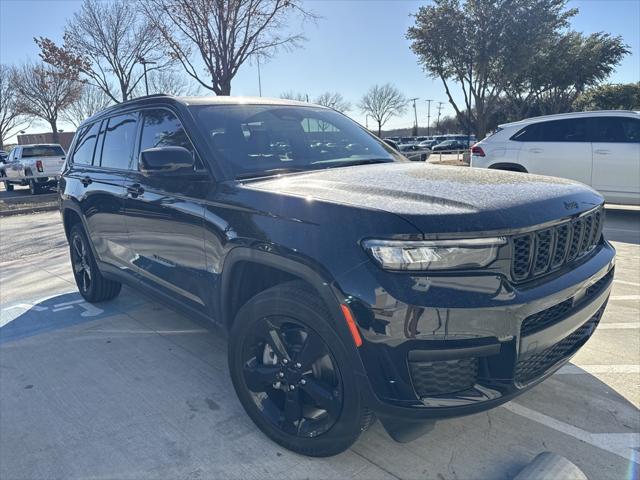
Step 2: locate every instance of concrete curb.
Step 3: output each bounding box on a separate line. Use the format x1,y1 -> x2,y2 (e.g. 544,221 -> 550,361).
0,204 -> 58,217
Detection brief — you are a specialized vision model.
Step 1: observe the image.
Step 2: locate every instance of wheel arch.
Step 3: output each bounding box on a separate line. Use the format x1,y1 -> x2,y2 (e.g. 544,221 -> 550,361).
220,248 -> 342,331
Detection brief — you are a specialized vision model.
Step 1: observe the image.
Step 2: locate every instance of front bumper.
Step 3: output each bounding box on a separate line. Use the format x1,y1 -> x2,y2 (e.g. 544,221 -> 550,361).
338,240 -> 615,421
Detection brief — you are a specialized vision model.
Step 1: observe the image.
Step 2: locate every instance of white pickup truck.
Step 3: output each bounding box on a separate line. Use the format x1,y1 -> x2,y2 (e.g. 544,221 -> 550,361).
1,144 -> 66,194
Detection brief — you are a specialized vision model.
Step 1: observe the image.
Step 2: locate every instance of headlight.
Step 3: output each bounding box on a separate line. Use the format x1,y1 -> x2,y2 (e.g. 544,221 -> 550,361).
362,238 -> 506,271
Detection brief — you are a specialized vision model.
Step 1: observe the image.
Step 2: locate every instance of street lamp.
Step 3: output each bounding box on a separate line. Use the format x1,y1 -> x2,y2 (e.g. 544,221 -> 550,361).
138,57 -> 157,96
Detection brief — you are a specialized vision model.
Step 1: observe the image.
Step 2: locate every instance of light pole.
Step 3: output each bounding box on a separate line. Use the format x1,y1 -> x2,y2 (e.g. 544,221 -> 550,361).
257,57 -> 262,97
138,57 -> 157,96
409,97 -> 419,136
425,99 -> 433,137
436,102 -> 444,133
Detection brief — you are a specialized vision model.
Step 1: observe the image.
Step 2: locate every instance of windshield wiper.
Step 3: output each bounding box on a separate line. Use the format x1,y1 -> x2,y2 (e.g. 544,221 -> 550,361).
323,159 -> 393,168
236,167 -> 306,180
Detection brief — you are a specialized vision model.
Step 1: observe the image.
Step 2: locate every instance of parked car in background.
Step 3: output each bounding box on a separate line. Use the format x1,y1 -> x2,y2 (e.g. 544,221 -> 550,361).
398,143 -> 430,161
1,144 -> 66,194
0,150 -> 8,162
383,138 -> 399,150
431,139 -> 467,152
471,111 -> 640,205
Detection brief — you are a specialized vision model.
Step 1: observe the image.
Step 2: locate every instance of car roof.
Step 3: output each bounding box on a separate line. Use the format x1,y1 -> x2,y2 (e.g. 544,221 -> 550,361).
82,93 -> 327,127
18,143 -> 63,148
498,110 -> 640,129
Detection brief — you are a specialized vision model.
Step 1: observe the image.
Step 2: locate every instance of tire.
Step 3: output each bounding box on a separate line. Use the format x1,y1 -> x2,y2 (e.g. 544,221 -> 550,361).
28,178 -> 39,195
228,281 -> 371,457
1,172 -> 13,191
69,224 -> 122,302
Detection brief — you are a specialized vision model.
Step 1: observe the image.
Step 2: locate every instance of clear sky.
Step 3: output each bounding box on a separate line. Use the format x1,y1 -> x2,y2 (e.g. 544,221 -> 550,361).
1,0 -> 639,139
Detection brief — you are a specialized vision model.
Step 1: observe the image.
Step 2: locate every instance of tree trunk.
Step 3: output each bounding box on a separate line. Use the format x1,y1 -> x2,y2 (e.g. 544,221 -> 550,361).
377,121 -> 382,137
50,120 -> 60,144
218,77 -> 232,96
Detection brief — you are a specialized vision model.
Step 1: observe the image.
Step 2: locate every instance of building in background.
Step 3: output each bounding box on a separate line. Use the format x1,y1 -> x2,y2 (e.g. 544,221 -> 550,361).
17,132 -> 75,151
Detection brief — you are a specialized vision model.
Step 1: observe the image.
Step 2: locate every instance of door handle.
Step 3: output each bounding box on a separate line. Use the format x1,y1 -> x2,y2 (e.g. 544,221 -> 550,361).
529,148 -> 543,154
127,183 -> 144,197
81,176 -> 92,187
594,149 -> 610,155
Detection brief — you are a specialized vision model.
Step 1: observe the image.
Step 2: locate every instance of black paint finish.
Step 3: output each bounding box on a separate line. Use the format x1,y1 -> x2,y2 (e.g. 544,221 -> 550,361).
59,95 -> 615,438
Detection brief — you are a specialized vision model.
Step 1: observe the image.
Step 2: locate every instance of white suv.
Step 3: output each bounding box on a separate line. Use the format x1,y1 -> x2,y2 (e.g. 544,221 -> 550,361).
470,111 -> 640,205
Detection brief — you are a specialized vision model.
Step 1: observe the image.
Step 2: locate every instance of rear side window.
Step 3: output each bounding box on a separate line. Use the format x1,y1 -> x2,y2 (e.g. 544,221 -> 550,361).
512,118 -> 589,142
592,117 -> 640,143
22,145 -> 65,157
72,122 -> 101,165
99,113 -> 138,170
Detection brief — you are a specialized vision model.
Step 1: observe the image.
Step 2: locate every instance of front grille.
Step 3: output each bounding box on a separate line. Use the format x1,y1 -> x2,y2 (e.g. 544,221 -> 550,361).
515,306 -> 604,385
511,207 -> 603,282
521,299 -> 573,336
409,357 -> 479,397
521,268 -> 613,336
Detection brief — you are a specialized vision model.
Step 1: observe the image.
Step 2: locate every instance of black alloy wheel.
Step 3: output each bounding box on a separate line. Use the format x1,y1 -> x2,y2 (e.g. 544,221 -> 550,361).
240,316 -> 343,438
68,224 -> 122,302
70,232 -> 92,295
228,281 -> 372,456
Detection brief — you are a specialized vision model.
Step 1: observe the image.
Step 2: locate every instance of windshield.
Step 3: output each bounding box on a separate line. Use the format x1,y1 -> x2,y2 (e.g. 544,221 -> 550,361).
192,104 -> 404,179
22,145 -> 65,157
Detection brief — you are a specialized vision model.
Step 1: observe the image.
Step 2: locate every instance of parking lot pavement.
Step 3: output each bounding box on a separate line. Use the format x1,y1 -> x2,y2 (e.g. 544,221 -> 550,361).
1,207 -> 638,480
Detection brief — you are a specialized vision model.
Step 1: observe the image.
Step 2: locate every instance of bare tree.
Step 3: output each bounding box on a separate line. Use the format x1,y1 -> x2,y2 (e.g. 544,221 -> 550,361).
358,84 -> 407,136
142,0 -> 316,95
36,0 -> 167,103
315,92 -> 350,112
62,84 -> 113,128
0,65 -> 31,150
12,62 -> 82,143
136,69 -> 203,97
280,91 -> 308,102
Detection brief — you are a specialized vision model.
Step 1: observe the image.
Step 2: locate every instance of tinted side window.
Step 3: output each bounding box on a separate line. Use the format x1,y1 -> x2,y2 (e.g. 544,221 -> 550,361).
512,118 -> 589,142
72,122 -> 101,165
593,117 -> 640,143
139,109 -> 193,152
139,109 -> 202,169
99,113 -> 138,170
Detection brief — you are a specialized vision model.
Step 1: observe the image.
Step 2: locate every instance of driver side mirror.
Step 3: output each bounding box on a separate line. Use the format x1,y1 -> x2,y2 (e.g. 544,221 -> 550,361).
139,146 -> 195,176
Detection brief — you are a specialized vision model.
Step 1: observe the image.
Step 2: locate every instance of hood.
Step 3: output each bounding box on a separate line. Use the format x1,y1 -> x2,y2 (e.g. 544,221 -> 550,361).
243,163 -> 603,235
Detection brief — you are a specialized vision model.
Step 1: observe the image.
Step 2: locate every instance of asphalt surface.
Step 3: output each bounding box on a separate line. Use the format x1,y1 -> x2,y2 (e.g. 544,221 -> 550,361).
0,207 -> 638,479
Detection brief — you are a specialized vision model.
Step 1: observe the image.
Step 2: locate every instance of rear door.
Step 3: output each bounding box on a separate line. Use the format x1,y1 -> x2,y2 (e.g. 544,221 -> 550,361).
4,147 -> 22,181
591,116 -> 640,204
512,118 -> 592,185
72,116 -> 135,270
122,107 -> 209,311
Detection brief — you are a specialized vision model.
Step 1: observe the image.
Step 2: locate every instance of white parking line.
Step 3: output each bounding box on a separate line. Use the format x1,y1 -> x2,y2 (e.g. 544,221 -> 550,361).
614,279 -> 640,287
557,364 -> 640,374
503,402 -> 640,464
598,322 -> 640,329
609,295 -> 640,301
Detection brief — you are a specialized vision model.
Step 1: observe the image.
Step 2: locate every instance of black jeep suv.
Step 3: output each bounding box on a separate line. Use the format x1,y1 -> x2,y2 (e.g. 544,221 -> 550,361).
59,95 -> 615,456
